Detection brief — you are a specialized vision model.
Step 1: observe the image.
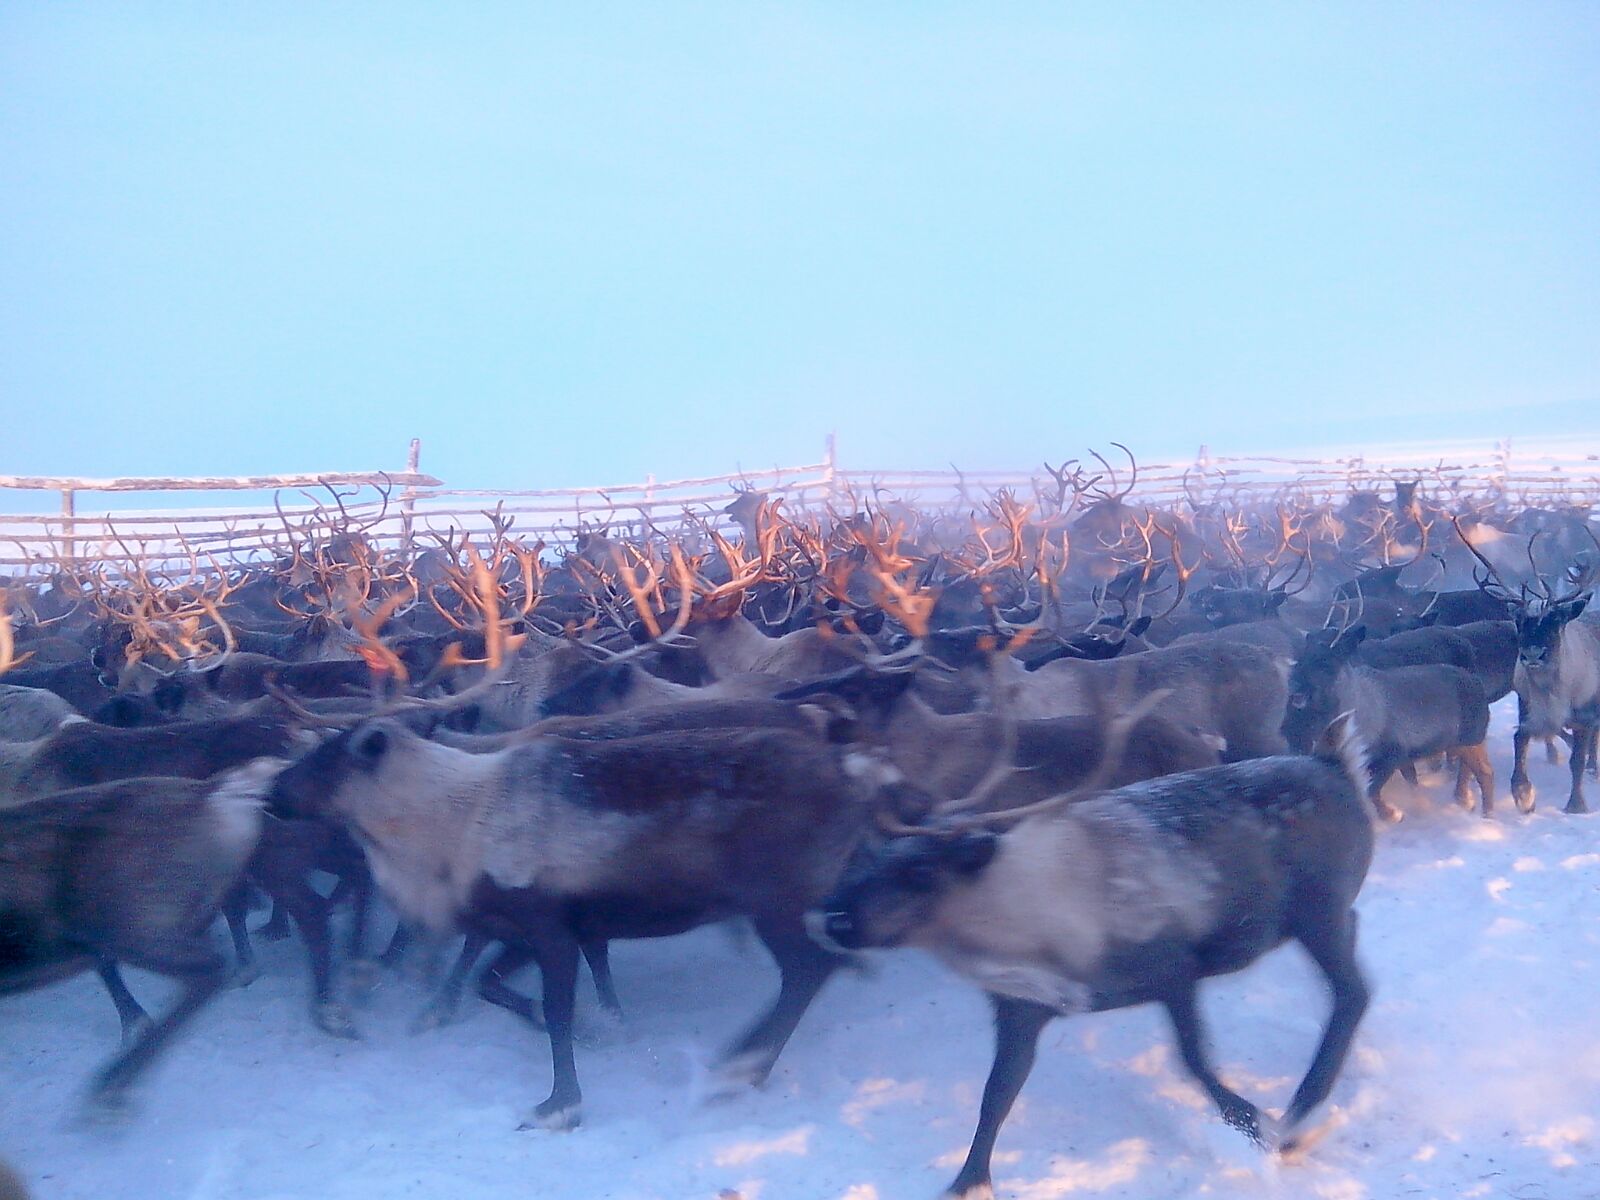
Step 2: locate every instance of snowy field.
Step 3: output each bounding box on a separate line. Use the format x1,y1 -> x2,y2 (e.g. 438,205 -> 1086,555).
3,698 -> 1598,1200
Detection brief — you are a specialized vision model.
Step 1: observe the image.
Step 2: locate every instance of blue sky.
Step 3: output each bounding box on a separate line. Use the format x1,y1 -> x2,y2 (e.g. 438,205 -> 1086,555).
3,4 -> 1596,491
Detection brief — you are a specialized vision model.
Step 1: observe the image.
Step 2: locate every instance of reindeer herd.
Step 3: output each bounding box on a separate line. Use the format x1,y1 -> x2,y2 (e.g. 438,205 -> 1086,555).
2,456 -> 1598,1199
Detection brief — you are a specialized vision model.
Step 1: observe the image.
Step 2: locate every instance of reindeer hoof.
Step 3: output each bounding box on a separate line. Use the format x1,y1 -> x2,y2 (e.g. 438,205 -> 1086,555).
1564,800 -> 1591,815
708,1050 -> 775,1096
314,1001 -> 360,1040
1221,1099 -> 1267,1146
518,1099 -> 581,1131
1377,802 -> 1404,825
942,1183 -> 995,1200
1513,781 -> 1536,814
232,961 -> 260,989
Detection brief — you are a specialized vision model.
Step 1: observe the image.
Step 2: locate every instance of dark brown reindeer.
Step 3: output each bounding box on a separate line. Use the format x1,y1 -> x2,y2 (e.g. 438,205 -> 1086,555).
1,761 -> 284,1113
1281,624 -> 1493,820
0,701 -> 383,1038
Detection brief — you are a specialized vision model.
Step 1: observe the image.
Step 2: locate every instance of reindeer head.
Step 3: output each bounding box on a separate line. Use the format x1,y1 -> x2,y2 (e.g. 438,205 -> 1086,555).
808,825 -> 1000,951
1514,597 -> 1589,672
1455,515 -> 1594,672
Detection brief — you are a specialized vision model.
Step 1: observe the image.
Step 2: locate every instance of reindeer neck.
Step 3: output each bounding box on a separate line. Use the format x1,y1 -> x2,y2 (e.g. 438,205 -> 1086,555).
693,614 -> 770,672
882,690 -> 991,790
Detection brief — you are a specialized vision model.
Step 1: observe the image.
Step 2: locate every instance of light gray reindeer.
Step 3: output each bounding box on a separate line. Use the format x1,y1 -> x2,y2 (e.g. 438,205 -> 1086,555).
1459,521 -> 1600,813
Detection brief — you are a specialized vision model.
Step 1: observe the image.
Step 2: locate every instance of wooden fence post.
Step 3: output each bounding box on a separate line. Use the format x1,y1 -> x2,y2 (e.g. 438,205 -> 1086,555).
823,431 -> 838,504
399,438 -> 421,554
59,488 -> 76,568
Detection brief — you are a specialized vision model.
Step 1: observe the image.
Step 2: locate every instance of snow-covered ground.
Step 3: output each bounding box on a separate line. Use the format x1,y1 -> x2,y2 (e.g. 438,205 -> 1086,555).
3,698 -> 1598,1200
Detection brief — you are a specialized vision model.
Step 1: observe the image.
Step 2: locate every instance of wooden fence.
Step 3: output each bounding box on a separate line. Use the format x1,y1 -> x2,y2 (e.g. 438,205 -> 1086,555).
3,435 -> 1598,576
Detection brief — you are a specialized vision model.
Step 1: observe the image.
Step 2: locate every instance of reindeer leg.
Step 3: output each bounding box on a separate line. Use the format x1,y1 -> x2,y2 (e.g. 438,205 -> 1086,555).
513,917 -> 582,1131
339,856 -> 381,995
264,871 -> 357,1039
86,942 -> 228,1114
221,884 -> 259,986
1280,909 -> 1370,1146
1511,702 -> 1536,813
412,932 -> 489,1032
944,995 -> 1055,1200
92,957 -> 150,1046
1564,724 -> 1592,814
580,938 -> 623,1020
1458,743 -> 1495,817
476,943 -> 543,1028
1365,754 -> 1404,824
714,915 -> 841,1091
1163,980 -> 1263,1142
1452,753 -> 1475,809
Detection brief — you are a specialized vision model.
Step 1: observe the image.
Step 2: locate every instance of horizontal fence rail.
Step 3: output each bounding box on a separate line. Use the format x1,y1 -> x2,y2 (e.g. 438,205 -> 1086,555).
3,437 -> 1598,578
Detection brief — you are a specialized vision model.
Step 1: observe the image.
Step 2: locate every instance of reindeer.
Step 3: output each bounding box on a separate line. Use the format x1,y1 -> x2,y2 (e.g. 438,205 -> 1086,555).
811,707 -> 1374,1199
1281,625 -> 1493,820
776,661 -> 1219,806
1,761 -> 283,1113
1006,637 -> 1290,759
1458,519 -> 1600,813
0,701 -> 381,1036
264,716 -> 886,1131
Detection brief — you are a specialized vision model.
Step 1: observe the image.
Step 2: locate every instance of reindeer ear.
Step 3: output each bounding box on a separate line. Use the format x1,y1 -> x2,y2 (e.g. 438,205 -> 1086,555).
1128,615 -> 1153,636
1267,591 -> 1288,611
1332,625 -> 1367,654
1564,597 -> 1589,621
